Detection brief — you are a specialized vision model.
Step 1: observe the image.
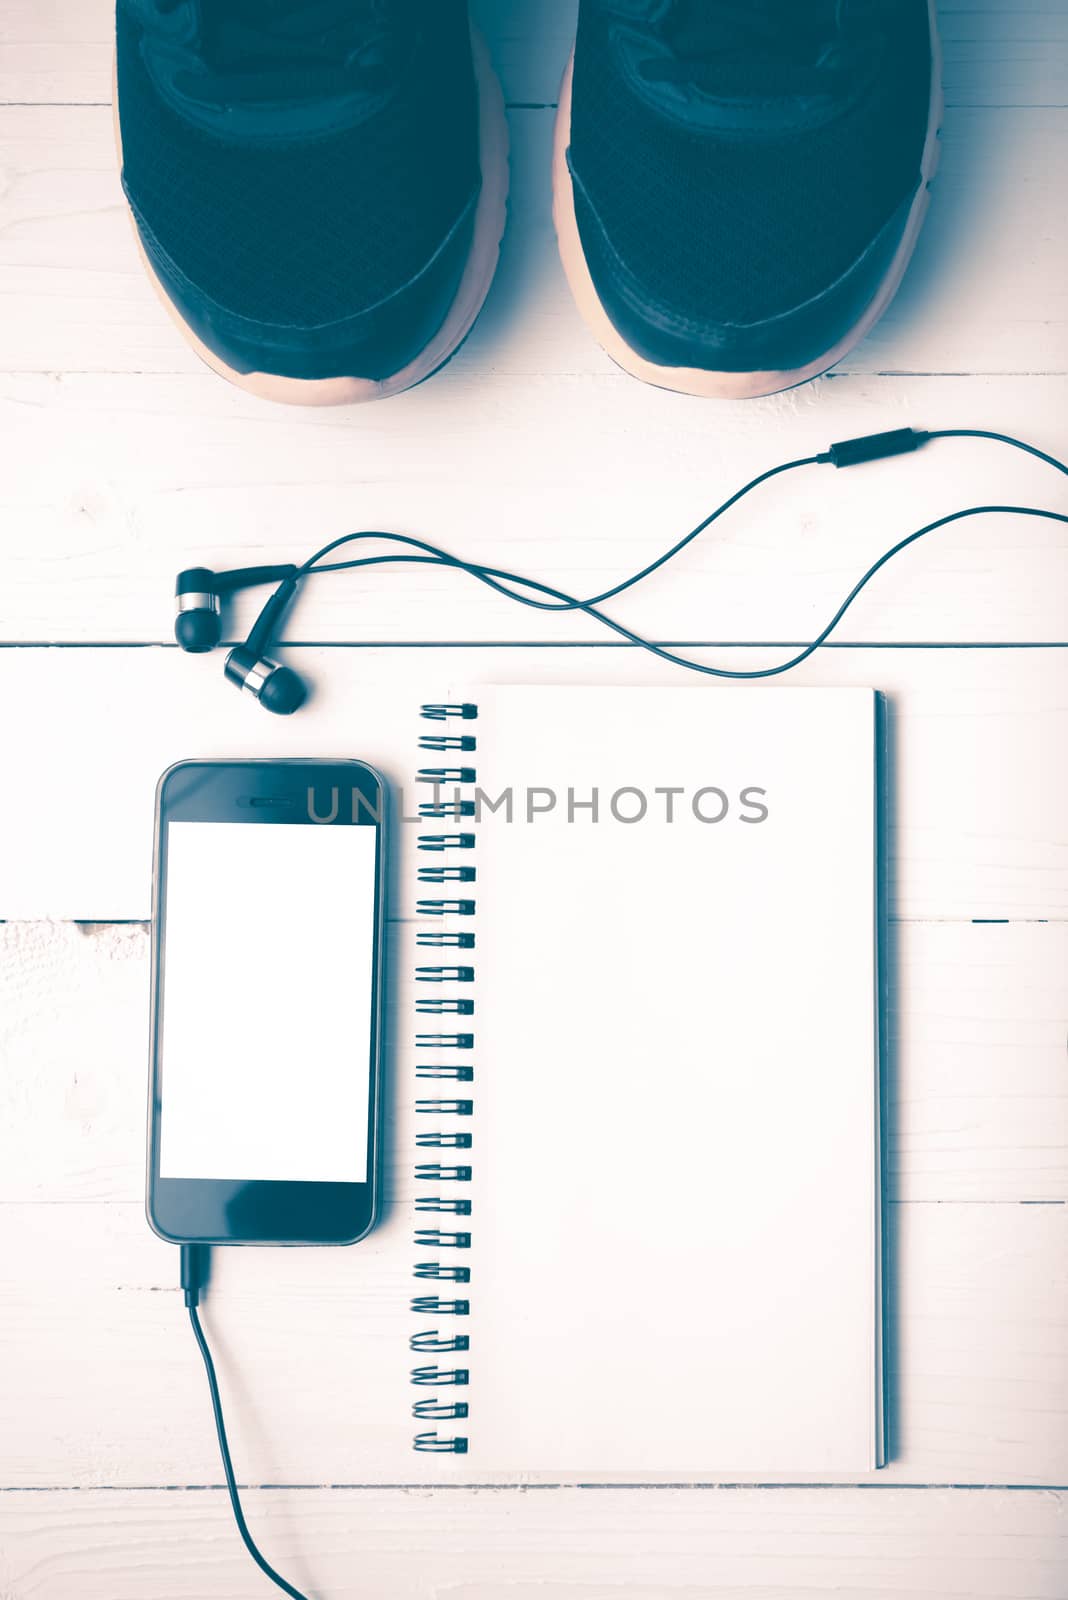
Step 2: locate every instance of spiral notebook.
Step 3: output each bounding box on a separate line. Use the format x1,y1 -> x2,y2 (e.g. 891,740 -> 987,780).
404,685 -> 884,1475
0,664 -> 884,1477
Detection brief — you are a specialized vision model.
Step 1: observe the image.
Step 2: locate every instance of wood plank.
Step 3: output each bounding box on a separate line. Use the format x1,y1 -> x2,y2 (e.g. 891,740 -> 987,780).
3,918 -> 1065,1208
1,369 -> 1066,646
2,100 -> 1067,382
0,1486 -> 1064,1599
940,4 -> 1068,110
886,922 -> 1068,1201
2,0 -> 1066,108
0,646 -> 1064,921
0,1198 -> 1064,1487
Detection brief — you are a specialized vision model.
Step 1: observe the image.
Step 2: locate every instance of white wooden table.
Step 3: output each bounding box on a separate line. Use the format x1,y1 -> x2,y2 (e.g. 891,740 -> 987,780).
1,2 -> 1067,1595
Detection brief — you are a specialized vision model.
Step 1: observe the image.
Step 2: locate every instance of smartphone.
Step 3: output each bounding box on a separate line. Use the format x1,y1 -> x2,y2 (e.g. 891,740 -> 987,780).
148,759 -> 386,1246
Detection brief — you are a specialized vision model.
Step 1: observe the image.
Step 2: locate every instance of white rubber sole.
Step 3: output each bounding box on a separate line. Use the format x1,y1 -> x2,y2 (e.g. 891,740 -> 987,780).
114,27 -> 509,406
552,0 -> 943,400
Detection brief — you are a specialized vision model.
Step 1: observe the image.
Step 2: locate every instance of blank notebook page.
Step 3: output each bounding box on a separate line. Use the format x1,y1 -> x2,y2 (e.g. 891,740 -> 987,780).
467,686 -> 882,1475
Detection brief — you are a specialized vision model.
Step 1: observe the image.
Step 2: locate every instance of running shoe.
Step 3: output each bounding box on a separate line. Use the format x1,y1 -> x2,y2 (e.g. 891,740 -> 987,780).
115,0 -> 508,404
554,0 -> 940,398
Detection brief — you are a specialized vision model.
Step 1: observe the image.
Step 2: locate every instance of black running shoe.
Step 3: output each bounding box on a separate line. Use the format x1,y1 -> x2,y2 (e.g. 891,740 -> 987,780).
115,1 -> 508,404
554,0 -> 940,398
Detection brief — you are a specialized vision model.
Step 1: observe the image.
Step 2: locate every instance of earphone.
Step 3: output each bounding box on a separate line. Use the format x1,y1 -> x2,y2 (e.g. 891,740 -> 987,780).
174,426 -> 1068,712
175,563 -> 309,713
175,563 -> 297,652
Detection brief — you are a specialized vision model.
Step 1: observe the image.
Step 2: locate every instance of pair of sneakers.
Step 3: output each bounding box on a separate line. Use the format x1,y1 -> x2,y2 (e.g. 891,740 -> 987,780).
115,1 -> 940,406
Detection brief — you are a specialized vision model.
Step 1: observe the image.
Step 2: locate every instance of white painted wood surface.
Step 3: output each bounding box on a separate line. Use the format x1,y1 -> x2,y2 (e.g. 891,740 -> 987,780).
1,0 -> 1066,1593
2,1487 -> 1064,1600
3,371 -> 1068,645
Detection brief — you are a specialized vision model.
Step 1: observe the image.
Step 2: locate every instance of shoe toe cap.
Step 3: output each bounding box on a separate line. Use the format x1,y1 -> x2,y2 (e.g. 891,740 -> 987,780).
570,163 -> 920,381
126,183 -> 480,383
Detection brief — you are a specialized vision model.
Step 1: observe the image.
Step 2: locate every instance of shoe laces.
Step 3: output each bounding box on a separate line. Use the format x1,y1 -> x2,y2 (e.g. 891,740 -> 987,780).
144,0 -> 403,106
631,0 -> 885,94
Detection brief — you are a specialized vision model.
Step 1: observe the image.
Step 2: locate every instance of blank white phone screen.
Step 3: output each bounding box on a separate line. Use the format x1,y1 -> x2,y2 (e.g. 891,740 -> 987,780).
158,820 -> 377,1184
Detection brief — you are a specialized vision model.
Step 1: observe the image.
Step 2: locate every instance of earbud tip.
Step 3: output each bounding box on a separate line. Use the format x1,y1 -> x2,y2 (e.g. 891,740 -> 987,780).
175,610 -> 221,653
260,666 -> 307,716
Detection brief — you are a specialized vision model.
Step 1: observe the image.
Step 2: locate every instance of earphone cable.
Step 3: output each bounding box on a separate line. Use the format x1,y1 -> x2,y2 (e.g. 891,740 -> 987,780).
296,457 -> 824,614
298,427 -> 1068,622
304,502 -> 1068,681
561,453 -> 821,608
922,428 -> 1068,478
181,1247 -> 312,1600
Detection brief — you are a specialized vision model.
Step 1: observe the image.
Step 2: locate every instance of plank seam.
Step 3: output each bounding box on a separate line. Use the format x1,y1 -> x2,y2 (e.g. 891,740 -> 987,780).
1,1481 -> 1064,1493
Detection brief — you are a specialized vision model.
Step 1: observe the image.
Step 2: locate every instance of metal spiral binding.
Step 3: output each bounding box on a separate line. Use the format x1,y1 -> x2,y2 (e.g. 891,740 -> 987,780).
414,1262 -> 471,1280
414,1431 -> 468,1454
419,735 -> 476,752
412,1400 -> 469,1418
411,701 -> 478,1456
421,703 -> 478,721
410,1330 -> 470,1351
418,767 -> 476,785
419,799 -> 476,819
411,1296 -> 470,1315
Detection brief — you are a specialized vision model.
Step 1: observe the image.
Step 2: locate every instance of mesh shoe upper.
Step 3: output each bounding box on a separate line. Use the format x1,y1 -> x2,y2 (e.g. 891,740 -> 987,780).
116,0 -> 480,372
568,0 -> 933,366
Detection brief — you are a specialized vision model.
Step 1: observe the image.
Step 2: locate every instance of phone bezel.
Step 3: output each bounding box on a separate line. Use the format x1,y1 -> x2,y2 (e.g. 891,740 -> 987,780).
147,758 -> 386,1247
